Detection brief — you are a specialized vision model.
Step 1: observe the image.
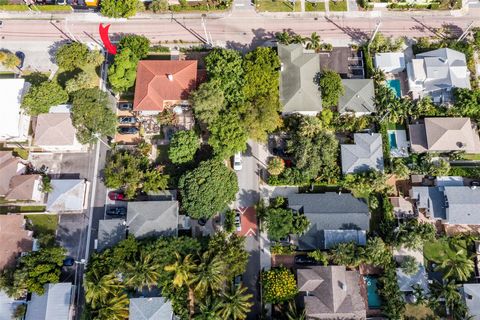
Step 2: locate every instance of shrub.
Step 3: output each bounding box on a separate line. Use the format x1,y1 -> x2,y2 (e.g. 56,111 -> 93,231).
262,268 -> 298,304
267,157 -> 285,176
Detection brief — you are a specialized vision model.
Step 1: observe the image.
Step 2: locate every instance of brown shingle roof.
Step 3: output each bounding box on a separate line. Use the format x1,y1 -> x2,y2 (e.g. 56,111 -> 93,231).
34,113 -> 77,146
5,174 -> 42,201
0,152 -> 25,196
133,60 -> 198,112
0,215 -> 33,270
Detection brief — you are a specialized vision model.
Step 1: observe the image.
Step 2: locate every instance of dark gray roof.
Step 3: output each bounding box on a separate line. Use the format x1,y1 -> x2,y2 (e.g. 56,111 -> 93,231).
25,283 -> 72,320
462,284 -> 480,319
341,133 -> 384,174
278,44 -> 322,114
396,266 -> 429,293
410,186 -> 446,220
97,219 -> 126,252
288,193 -> 370,250
127,201 -> 179,239
297,266 -> 366,318
444,186 -> 480,225
129,297 -> 173,320
338,79 -> 375,114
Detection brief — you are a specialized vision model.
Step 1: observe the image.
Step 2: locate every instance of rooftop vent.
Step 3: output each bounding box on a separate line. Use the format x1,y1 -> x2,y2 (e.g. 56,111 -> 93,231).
167,74 -> 174,81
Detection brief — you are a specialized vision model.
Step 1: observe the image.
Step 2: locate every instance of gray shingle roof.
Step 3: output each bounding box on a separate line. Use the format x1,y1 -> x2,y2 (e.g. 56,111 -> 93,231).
410,186 -> 447,220
129,297 -> 173,320
462,284 -> 480,319
25,283 -> 72,320
396,266 -> 429,293
341,133 -> 384,174
278,44 -> 322,114
338,79 -> 375,114
126,201 -> 178,239
444,186 -> 480,225
97,219 -> 126,252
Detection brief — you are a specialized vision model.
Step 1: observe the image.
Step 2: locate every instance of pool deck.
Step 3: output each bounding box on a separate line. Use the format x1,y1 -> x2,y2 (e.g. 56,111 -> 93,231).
385,71 -> 409,98
388,129 -> 409,158
358,275 -> 383,317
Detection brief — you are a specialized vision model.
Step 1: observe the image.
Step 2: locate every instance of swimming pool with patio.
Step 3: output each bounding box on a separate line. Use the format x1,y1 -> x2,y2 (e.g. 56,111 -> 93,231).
364,276 -> 382,309
386,79 -> 402,98
387,129 -> 409,158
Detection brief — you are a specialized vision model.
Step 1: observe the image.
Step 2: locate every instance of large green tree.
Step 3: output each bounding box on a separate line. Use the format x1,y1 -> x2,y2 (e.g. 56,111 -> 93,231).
242,47 -> 280,100
168,130 -> 200,164
208,113 -> 248,159
71,88 -> 116,144
191,80 -> 226,125
108,48 -> 138,93
319,70 -> 344,107
21,81 -> 69,115
243,94 -> 282,142
262,207 -> 309,241
100,0 -> 137,17
118,35 -> 151,59
56,42 -> 89,71
179,159 -> 238,219
65,70 -> 98,94
218,286 -> 253,320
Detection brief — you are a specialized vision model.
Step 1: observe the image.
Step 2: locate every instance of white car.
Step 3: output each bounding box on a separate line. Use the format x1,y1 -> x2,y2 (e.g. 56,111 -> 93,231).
233,152 -> 242,171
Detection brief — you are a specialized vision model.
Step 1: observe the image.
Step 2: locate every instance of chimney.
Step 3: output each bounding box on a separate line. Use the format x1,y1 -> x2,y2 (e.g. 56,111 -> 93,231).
167,74 -> 174,81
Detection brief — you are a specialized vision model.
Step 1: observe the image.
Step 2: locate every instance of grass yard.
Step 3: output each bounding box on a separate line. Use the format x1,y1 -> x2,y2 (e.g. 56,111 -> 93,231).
0,4 -> 72,11
460,154 -> 480,161
305,1 -> 325,11
449,167 -> 480,178
423,237 -> 467,264
386,122 -> 406,130
0,205 -> 46,214
329,0 -> 347,11
404,304 -> 435,318
25,214 -> 58,238
256,0 -> 301,12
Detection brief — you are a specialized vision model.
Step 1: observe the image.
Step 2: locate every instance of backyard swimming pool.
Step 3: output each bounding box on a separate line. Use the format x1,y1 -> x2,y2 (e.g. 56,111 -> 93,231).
365,276 -> 382,309
387,79 -> 401,98
388,131 -> 398,149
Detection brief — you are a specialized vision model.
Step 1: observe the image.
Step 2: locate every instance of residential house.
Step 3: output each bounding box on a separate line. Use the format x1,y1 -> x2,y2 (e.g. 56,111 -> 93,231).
389,196 -> 414,218
33,113 -> 84,152
129,297 -> 173,320
296,266 -> 366,319
318,47 -> 365,79
133,60 -> 198,115
406,48 -> 470,103
374,52 -> 406,73
0,215 -> 33,271
96,219 -> 126,252
394,246 -> 429,302
0,151 -> 26,197
46,179 -> 88,213
0,78 -> 30,142
5,174 -> 43,202
341,133 -> 384,174
0,291 -> 24,320
461,284 -> 480,319
278,44 -> 322,115
338,79 -> 375,116
288,193 -> 370,250
25,283 -> 73,320
126,200 -> 179,238
409,117 -> 480,153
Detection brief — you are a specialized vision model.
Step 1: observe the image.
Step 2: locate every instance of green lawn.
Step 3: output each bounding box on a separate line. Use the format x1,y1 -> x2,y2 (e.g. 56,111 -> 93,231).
0,205 -> 46,214
424,238 -> 467,264
256,0 -> 301,12
0,4 -> 72,11
461,154 -> 480,160
305,1 -> 325,11
25,214 -> 58,238
386,122 -> 406,130
329,0 -> 347,11
449,167 -> 480,178
405,304 -> 435,318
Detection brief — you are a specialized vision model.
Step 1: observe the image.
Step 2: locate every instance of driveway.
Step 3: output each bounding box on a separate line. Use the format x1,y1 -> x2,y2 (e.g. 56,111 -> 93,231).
56,213 -> 87,259
29,152 -> 91,179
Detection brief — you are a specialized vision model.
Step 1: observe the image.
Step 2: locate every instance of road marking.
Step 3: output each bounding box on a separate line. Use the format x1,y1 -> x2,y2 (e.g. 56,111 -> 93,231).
84,140 -> 100,263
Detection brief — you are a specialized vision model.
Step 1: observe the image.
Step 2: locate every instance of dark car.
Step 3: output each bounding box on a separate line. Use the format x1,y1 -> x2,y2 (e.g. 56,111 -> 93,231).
118,116 -> 137,124
15,52 -> 25,69
108,191 -> 125,201
235,210 -> 241,232
233,275 -> 242,288
470,181 -> 480,187
198,218 -> 208,226
107,207 -> 127,216
117,126 -> 139,135
294,255 -> 317,265
63,257 -> 75,267
117,102 -> 133,111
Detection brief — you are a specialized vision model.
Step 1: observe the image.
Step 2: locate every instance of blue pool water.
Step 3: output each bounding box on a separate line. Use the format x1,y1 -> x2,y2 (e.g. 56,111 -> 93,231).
387,79 -> 401,98
388,131 -> 398,149
365,276 -> 382,309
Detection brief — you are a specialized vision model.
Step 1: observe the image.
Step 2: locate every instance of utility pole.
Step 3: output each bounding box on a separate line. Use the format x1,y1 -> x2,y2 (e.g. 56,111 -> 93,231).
201,14 -> 210,46
457,21 -> 475,42
368,20 -> 382,48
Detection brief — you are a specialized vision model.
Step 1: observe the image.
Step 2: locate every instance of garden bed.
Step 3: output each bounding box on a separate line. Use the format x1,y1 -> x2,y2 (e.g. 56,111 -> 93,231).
305,1 -> 325,11
25,214 -> 58,238
329,0 -> 347,11
256,0 -> 301,11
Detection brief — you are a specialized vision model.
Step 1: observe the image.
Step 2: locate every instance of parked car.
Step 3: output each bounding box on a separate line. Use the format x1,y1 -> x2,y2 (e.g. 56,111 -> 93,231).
106,206 -> 127,216
117,126 -> 139,134
198,218 -> 208,226
235,210 -> 241,232
470,181 -> 480,187
117,102 -> 133,111
294,255 -> 317,265
233,275 -> 242,288
108,191 -> 125,201
118,116 -> 137,124
63,257 -> 75,267
15,52 -> 25,69
233,152 -> 242,171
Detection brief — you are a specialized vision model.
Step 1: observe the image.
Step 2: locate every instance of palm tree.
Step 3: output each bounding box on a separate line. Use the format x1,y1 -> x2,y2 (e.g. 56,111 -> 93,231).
435,250 -> 474,282
125,251 -> 160,291
218,286 -> 253,320
430,280 -> 462,313
195,296 -> 223,320
95,291 -> 129,320
193,251 -> 227,297
291,34 -> 305,45
84,270 -> 121,309
275,31 -> 292,45
285,300 -> 306,320
305,32 -> 321,52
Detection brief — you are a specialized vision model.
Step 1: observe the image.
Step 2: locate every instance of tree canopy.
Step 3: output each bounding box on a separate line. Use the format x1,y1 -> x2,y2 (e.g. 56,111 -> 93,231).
168,130 -> 200,164
100,0 -> 138,17
208,113 -> 248,159
21,81 -> 69,115
179,159 -> 238,219
65,71 -> 98,94
71,88 -> 116,144
56,42 -> 88,71
190,80 -> 226,125
319,70 -> 344,107
108,48 -> 138,93
118,35 -> 151,59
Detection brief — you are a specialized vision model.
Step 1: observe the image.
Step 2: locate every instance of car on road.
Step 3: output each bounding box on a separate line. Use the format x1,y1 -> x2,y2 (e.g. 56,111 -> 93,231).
235,210 -> 241,232
294,255 -> 317,265
63,257 -> 75,267
471,181 -> 480,187
233,152 -> 242,171
108,191 -> 125,201
107,206 -> 127,216
117,126 -> 139,135
118,116 -> 137,124
117,102 -> 133,111
15,52 -> 25,69
0,21 -> 3,28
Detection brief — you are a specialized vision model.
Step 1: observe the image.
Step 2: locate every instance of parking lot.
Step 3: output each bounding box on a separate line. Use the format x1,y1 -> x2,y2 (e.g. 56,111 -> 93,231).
114,101 -> 140,145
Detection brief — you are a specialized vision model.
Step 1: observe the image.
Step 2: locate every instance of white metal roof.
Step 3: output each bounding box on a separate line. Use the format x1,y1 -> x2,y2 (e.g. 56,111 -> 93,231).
0,78 -> 29,140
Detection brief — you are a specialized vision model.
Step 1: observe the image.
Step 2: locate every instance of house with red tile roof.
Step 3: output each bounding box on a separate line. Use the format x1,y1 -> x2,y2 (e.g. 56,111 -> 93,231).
0,215 -> 33,271
133,60 -> 198,114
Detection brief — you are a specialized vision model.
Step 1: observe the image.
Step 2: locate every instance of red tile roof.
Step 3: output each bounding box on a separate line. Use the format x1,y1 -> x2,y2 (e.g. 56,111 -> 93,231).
133,60 -> 198,112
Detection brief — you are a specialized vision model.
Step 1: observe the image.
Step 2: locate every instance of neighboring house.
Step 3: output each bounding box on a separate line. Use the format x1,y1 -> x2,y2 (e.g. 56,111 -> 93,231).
389,196 -> 414,218
126,200 -> 179,238
0,215 -> 33,270
0,290 -> 24,320
33,113 -> 84,152
406,48 -> 470,103
288,193 -> 370,250
97,219 -> 126,252
278,44 -> 322,115
341,133 -> 384,174
0,78 -> 30,142
133,60 -> 198,115
129,297 -> 173,320
5,174 -> 43,202
374,52 -> 406,73
394,246 -> 429,302
296,266 -> 366,319
338,79 -> 375,116
461,284 -> 480,319
0,151 -> 26,196
25,283 -> 73,320
318,47 -> 365,79
46,179 -> 88,213
409,117 -> 480,153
